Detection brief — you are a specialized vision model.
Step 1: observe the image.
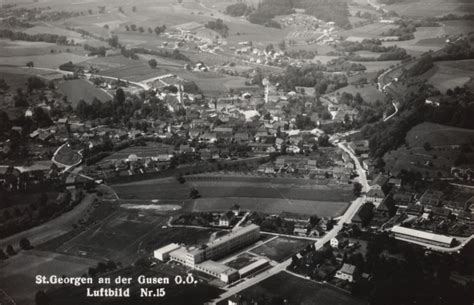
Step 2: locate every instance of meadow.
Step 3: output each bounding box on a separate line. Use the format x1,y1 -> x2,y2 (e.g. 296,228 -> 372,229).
0,53 -> 88,69
384,0 -> 473,17
423,60 -> 474,93
405,122 -> 474,148
58,79 -> 112,106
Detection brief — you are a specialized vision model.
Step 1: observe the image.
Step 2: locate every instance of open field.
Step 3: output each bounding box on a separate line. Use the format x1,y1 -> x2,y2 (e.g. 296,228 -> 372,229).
221,271 -> 364,305
54,208 -> 217,264
0,39 -> 84,57
443,20 -> 474,37
382,26 -> 446,56
58,79 -> 112,106
23,25 -> 88,44
339,22 -> 398,39
383,0 -> 474,17
0,67 -> 64,88
80,55 -> 171,82
188,180 -> 353,202
0,250 -> 97,305
405,122 -> 474,148
113,176 -> 353,216
0,53 -> 88,69
113,179 -> 193,201
250,237 -> 311,262
192,197 -> 349,218
56,210 -> 164,261
423,60 -> 474,93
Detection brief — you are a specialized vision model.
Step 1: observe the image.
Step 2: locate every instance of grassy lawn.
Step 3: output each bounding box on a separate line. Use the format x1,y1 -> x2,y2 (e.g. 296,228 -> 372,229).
222,271 -> 364,305
250,237 -> 311,262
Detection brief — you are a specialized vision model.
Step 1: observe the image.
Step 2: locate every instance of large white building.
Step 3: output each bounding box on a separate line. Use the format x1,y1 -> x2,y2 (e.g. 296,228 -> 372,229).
391,226 -> 455,248
154,224 -> 261,283
153,243 -> 180,261
179,224 -> 260,267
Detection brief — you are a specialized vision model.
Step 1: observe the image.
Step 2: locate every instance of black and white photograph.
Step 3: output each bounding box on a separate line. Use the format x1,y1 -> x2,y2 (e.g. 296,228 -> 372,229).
0,0 -> 473,304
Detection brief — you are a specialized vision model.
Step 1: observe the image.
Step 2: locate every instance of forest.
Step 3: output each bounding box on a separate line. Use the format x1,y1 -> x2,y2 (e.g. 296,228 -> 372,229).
246,0 -> 350,29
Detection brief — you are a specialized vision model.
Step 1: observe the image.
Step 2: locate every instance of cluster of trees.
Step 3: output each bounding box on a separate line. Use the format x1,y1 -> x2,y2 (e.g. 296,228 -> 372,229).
204,19 -> 229,38
0,16 -> 33,28
298,0 -> 351,29
352,233 -> 474,305
225,3 -> 254,17
88,260 -> 119,277
75,88 -> 171,123
434,39 -> 474,61
0,238 -> 32,260
286,49 -> 318,59
336,39 -> 394,53
327,58 -> 367,72
406,54 -> 433,76
83,44 -> 106,57
1,191 -> 77,238
248,0 -> 351,29
0,29 -> 69,45
270,64 -> 348,93
125,24 -> 166,36
383,19 -> 438,41
129,47 -> 189,61
248,0 -> 293,28
364,85 -> 474,158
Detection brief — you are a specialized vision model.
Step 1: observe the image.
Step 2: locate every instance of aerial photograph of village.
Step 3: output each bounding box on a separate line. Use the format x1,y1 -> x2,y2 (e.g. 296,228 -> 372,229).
0,0 -> 473,304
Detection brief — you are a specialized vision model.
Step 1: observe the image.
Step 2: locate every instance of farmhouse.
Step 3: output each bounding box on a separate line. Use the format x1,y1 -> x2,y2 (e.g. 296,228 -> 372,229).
366,189 -> 385,207
335,263 -> 356,282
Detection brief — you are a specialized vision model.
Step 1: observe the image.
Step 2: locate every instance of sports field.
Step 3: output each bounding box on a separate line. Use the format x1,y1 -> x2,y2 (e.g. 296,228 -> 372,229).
250,237 -> 311,262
